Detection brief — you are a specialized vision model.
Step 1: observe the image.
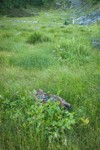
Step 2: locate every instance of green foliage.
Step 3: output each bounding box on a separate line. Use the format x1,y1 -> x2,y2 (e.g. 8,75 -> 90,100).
0,0 -> 27,8
84,0 -> 100,4
9,51 -> 55,69
27,31 -> 51,44
0,0 -> 99,8
0,0 -> 54,8
0,93 -> 75,145
0,7 -> 100,150
54,39 -> 90,65
64,19 -> 72,25
42,0 -> 54,5
64,20 -> 69,25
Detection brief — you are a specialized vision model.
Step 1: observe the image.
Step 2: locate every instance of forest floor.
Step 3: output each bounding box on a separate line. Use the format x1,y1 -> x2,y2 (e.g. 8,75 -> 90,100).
0,6 -> 100,150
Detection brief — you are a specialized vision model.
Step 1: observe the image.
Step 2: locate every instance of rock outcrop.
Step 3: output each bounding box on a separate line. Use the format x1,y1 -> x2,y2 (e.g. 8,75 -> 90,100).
73,10 -> 100,25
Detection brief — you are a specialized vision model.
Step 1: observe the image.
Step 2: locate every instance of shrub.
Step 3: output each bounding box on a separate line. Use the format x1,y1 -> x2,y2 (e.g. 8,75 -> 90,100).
27,32 -> 51,44
1,93 -> 75,144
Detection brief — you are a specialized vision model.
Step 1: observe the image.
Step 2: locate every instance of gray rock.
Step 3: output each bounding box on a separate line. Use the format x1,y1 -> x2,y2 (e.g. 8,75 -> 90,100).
74,10 -> 100,25
33,89 -> 71,110
92,38 -> 100,50
10,20 -> 38,24
56,2 -> 61,6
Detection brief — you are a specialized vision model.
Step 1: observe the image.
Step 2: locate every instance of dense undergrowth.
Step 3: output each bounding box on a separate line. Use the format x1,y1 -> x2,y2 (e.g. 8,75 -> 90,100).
0,6 -> 100,150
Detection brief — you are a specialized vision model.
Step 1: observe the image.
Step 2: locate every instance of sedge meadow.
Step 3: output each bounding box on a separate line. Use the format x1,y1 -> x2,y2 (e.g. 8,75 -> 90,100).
0,2 -> 100,150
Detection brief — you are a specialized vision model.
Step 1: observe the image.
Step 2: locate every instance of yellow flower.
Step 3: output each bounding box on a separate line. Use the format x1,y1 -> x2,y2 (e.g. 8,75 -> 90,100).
81,118 -> 89,125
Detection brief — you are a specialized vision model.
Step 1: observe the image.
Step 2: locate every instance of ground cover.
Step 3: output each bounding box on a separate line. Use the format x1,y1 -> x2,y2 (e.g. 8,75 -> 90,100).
0,7 -> 100,150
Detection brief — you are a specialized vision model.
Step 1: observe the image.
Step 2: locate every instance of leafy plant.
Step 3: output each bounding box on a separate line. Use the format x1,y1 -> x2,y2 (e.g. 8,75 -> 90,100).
0,5 -> 100,150
1,94 -> 76,143
27,31 -> 51,44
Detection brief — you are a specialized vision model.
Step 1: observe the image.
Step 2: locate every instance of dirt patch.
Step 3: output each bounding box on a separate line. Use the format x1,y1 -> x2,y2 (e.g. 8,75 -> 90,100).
0,8 -> 36,17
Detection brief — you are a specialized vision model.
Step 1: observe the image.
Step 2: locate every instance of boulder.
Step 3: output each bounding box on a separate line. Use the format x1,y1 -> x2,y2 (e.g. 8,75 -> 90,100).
92,38 -> 100,50
33,89 -> 71,110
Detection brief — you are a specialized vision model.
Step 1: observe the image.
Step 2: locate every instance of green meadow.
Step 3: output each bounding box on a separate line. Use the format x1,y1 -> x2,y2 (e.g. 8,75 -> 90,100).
0,8 -> 100,150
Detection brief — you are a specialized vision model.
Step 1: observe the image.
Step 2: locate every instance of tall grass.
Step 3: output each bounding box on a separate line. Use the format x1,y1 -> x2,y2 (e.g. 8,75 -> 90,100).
27,31 -> 51,44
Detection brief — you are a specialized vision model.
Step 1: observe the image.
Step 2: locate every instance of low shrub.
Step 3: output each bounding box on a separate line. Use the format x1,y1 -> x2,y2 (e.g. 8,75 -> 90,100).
27,31 -> 51,44
0,93 -> 76,146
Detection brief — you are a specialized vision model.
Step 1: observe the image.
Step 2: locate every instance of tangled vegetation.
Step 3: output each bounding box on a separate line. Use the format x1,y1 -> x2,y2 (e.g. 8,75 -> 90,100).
0,3 -> 100,150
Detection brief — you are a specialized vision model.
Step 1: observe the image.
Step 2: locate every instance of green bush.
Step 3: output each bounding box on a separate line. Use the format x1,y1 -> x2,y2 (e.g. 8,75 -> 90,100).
0,0 -> 54,8
84,0 -> 100,4
0,92 -> 75,145
27,32 -> 51,44
0,0 -> 99,8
